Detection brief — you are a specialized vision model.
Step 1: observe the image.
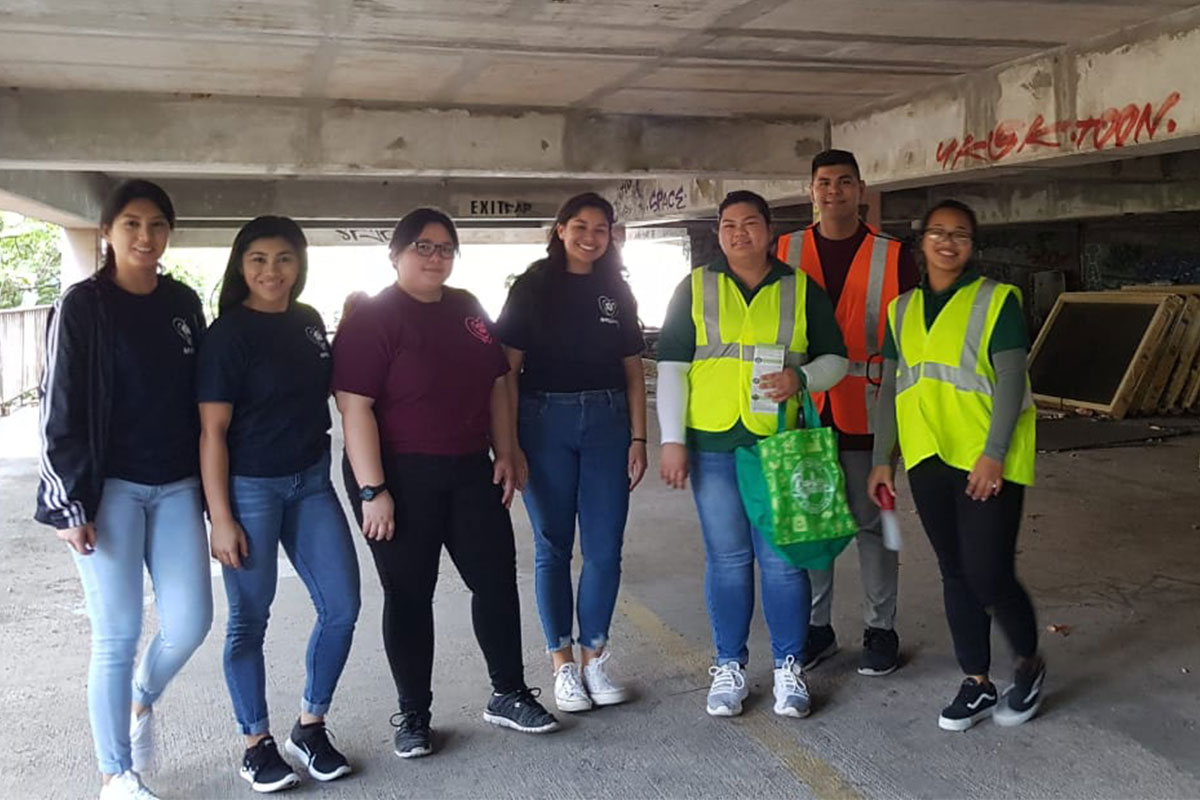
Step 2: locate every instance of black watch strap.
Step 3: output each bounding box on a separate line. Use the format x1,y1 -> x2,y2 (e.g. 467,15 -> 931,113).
359,483 -> 388,502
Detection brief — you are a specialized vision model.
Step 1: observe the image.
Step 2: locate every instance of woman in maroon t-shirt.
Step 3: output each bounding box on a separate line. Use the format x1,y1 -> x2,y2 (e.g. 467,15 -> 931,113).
331,208 -> 559,759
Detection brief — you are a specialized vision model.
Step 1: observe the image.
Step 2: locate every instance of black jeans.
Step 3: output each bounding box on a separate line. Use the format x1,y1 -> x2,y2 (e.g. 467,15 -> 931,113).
345,451 -> 526,714
907,456 -> 1038,676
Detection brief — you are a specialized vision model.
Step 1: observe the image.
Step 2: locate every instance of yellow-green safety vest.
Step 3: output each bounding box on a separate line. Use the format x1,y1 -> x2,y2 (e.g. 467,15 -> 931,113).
888,276 -> 1036,485
686,266 -> 810,436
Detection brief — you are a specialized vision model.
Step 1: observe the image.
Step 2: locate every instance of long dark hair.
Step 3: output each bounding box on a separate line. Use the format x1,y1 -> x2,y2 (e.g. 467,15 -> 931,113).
217,216 -> 309,313
98,179 -> 176,278
531,192 -> 623,279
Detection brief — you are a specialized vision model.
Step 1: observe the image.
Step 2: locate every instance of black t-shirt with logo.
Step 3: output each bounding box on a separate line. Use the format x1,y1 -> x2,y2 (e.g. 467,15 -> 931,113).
497,264 -> 644,392
105,276 -> 205,485
197,303 -> 333,477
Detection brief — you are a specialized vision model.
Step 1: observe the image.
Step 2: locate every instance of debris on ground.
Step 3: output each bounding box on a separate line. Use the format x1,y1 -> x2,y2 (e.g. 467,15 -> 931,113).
1047,623 -> 1072,636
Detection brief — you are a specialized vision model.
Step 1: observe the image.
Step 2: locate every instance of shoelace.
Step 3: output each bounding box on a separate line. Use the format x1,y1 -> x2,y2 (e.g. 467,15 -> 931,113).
117,771 -> 158,800
389,711 -> 429,734
300,724 -> 339,761
776,656 -> 806,696
558,664 -> 587,696
708,663 -> 746,693
584,651 -> 619,691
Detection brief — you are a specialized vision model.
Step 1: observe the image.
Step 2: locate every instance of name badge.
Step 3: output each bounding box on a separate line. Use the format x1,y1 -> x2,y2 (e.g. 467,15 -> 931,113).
749,344 -> 785,415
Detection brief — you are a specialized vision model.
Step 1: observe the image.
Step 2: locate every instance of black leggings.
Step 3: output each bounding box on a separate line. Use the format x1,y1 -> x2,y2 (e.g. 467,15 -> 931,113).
907,457 -> 1038,676
345,451 -> 526,714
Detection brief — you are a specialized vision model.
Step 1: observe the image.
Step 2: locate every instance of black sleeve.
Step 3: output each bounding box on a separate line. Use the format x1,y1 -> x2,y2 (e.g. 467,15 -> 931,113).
496,274 -> 536,351
35,286 -> 95,529
618,279 -> 645,357
196,314 -> 246,404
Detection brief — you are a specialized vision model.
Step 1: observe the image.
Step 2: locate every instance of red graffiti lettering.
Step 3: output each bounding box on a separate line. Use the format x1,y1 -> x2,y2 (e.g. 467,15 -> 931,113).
934,91 -> 1183,169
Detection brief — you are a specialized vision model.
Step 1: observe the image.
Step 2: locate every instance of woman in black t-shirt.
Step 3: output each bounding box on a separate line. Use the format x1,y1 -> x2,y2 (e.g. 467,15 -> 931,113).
497,193 -> 647,714
197,217 -> 360,791
36,180 -> 212,800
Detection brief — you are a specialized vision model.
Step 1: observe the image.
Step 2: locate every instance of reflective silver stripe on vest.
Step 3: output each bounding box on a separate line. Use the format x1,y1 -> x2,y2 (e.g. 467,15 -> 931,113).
894,279 -> 1002,396
864,235 -> 889,357
845,359 -> 869,377
785,231 -> 806,269
695,342 -> 740,360
892,291 -> 917,391
777,273 -> 797,346
701,268 -> 721,346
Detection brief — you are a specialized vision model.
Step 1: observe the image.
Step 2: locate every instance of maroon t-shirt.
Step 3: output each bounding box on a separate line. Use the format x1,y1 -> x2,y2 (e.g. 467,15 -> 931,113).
331,284 -> 509,456
812,223 -> 920,451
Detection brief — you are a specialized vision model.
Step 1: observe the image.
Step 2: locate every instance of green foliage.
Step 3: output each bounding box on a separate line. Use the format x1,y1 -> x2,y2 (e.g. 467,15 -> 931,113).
162,252 -> 223,319
0,213 -> 61,309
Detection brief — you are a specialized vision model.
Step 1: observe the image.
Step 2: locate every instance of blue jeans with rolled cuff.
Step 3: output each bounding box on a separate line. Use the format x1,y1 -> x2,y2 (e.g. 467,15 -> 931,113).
221,452 -> 361,736
518,389 -> 631,653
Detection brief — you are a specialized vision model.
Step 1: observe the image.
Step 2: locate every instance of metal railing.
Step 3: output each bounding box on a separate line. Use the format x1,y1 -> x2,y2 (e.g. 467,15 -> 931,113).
0,305 -> 50,412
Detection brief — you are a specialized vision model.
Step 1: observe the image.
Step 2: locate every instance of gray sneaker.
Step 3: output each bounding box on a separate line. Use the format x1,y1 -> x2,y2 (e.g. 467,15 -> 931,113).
706,663 -> 749,717
772,655 -> 811,718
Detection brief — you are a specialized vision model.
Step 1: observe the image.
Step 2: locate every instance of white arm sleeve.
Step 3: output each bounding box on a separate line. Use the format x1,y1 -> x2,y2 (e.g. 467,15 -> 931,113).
799,354 -> 849,393
656,361 -> 690,445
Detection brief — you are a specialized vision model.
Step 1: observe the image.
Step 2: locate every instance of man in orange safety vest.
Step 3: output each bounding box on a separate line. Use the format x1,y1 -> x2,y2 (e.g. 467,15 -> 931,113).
775,149 -> 919,677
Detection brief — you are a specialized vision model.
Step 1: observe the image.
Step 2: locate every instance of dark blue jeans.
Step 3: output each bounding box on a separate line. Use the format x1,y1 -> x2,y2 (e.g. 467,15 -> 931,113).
223,452 -> 361,735
518,389 -> 631,652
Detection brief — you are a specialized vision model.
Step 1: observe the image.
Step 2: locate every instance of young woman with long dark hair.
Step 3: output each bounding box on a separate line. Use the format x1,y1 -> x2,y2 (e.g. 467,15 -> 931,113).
198,216 -> 360,791
868,199 -> 1044,732
37,179 -> 212,800
497,192 -> 647,713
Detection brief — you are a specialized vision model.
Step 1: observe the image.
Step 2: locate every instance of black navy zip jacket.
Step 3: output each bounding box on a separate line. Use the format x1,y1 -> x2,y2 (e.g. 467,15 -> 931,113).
35,273 -> 206,530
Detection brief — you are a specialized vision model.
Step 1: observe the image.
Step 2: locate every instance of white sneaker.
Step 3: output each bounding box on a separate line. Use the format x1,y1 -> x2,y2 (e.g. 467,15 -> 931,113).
553,662 -> 593,713
99,770 -> 159,800
773,655 -> 812,718
706,663 -> 749,717
582,650 -> 630,706
130,708 -> 155,774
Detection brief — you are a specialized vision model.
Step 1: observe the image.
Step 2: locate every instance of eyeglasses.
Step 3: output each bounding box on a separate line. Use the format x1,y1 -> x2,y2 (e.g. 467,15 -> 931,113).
410,240 -> 457,259
923,229 -> 973,245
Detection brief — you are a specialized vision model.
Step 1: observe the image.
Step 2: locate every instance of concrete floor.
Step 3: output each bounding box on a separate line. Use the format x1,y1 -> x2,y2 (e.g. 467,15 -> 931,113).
2,404 -> 1199,800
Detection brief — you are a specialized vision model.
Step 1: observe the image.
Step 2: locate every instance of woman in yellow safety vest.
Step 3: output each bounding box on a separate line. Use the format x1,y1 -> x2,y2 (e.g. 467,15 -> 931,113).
656,190 -> 848,720
867,199 -> 1044,733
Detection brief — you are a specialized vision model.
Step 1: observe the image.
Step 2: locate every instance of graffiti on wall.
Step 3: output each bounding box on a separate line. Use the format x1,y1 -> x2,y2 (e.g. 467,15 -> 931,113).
935,91 -> 1182,170
611,179 -> 690,220
335,228 -> 391,244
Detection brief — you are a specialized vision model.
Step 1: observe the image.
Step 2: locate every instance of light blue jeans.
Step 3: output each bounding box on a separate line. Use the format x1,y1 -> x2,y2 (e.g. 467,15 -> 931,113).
73,476 -> 213,775
223,453 -> 361,735
690,450 -> 811,668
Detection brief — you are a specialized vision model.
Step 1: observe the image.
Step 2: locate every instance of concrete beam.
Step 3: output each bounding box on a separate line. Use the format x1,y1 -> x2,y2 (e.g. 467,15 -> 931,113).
0,170 -> 111,227
146,177 -> 615,225
835,7 -> 1200,189
884,177 -> 1200,228
170,225 -> 558,248
0,90 -> 826,180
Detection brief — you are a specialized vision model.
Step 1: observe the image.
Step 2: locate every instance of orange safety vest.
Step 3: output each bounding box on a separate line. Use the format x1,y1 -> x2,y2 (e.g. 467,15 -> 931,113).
775,224 -> 901,435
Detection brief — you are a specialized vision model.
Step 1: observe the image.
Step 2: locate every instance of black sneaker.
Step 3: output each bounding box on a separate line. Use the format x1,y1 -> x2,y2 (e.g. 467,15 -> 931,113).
285,719 -> 351,782
390,710 -> 433,759
994,657 -> 1047,727
482,688 -> 560,734
802,624 -> 838,671
239,736 -> 301,793
938,677 -> 998,732
858,627 -> 900,676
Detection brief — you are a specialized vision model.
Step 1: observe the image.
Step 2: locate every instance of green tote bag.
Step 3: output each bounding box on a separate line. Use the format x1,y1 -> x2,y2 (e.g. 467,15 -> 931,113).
734,391 -> 857,570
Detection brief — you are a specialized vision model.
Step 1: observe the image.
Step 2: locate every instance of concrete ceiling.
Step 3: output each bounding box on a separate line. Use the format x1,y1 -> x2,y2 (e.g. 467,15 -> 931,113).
1,0 -> 1194,120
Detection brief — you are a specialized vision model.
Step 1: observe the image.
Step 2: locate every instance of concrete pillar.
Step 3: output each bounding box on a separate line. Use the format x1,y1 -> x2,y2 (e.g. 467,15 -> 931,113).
686,223 -> 721,268
60,227 -> 101,288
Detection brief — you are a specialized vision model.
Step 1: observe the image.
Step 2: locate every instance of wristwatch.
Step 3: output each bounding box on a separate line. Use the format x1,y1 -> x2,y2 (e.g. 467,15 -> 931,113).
359,483 -> 388,502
